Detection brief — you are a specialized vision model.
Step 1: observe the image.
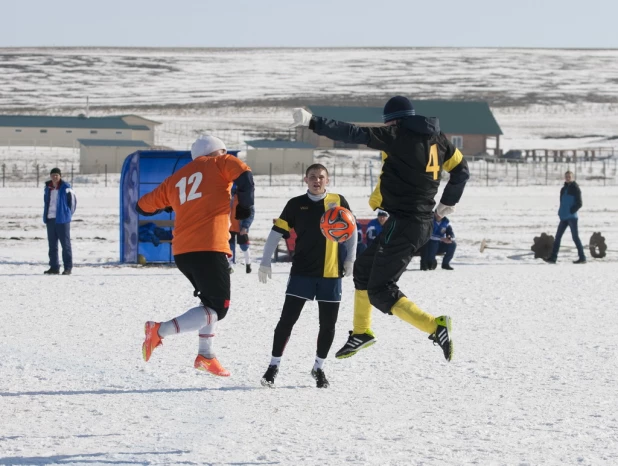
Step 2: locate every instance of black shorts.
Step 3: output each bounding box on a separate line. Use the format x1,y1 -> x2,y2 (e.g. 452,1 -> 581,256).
174,251 -> 230,320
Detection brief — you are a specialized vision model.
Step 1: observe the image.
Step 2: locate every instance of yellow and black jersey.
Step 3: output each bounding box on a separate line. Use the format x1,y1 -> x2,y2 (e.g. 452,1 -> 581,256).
309,115 -> 469,220
273,193 -> 351,278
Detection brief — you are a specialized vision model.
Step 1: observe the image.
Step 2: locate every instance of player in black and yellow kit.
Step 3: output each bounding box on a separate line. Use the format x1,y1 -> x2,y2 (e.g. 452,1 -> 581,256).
258,164 -> 357,388
291,96 -> 469,362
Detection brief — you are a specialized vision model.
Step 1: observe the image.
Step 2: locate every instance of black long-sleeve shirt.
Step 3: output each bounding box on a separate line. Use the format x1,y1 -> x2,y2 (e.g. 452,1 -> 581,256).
309,115 -> 469,220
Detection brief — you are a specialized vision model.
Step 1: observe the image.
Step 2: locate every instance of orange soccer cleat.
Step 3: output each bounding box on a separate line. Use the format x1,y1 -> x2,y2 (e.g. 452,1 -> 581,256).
142,321 -> 163,362
194,355 -> 230,377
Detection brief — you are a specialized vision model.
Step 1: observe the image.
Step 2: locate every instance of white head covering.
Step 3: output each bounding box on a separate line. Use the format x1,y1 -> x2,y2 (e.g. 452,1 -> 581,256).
191,135 -> 227,160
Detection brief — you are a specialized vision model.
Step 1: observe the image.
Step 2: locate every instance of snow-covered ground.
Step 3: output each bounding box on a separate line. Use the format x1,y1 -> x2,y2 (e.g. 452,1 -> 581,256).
1,185 -> 617,465
2,48 -> 618,109
1,45 -> 618,464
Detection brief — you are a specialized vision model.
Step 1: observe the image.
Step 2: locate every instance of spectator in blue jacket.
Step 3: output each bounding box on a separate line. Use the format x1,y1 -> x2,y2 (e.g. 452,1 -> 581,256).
546,171 -> 586,264
421,212 -> 457,271
43,168 -> 77,275
365,210 -> 389,244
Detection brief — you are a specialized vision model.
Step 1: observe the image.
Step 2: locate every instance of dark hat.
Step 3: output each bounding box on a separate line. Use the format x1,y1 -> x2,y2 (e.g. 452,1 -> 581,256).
50,167 -> 61,176
383,96 -> 415,123
377,210 -> 388,217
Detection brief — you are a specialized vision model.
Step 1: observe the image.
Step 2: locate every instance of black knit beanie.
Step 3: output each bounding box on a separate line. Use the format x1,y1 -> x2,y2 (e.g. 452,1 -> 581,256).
50,167 -> 61,176
383,96 -> 415,123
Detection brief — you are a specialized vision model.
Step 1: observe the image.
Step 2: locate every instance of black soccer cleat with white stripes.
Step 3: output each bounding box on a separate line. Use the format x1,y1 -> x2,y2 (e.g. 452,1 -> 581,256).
335,330 -> 377,359
428,315 -> 453,362
260,364 -> 279,388
311,368 -> 330,388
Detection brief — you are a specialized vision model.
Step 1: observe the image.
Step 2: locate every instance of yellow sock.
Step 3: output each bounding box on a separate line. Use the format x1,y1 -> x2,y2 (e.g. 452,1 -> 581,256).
352,290 -> 373,334
391,297 -> 437,334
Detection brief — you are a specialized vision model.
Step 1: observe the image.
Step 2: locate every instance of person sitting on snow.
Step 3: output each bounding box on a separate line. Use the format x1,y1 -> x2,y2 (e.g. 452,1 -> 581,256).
421,211 -> 457,271
365,210 -> 389,244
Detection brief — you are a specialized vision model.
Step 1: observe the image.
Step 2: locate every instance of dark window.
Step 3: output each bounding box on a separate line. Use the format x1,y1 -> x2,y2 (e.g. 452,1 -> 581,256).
115,131 -> 123,134
15,129 -> 22,132
90,130 -> 98,134
66,130 -> 73,133
40,129 -> 48,133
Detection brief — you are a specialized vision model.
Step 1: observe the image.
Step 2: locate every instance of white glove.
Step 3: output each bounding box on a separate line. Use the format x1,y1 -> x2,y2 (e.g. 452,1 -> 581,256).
258,265 -> 272,284
291,108 -> 312,127
436,203 -> 456,218
343,261 -> 354,277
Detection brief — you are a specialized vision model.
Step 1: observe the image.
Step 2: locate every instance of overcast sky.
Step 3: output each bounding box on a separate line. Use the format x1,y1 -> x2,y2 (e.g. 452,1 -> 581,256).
2,0 -> 617,48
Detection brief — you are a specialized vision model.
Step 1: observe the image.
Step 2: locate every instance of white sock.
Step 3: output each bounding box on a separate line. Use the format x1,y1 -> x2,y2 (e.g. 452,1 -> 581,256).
270,356 -> 282,367
159,305 -> 216,337
313,357 -> 325,371
198,307 -> 218,358
243,248 -> 251,264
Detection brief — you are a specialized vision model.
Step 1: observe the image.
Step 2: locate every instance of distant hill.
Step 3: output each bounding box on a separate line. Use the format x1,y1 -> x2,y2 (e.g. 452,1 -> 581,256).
1,47 -> 617,112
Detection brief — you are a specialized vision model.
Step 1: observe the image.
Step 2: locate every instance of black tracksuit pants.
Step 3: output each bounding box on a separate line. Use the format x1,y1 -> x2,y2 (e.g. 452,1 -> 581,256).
271,295 -> 339,359
353,215 -> 432,314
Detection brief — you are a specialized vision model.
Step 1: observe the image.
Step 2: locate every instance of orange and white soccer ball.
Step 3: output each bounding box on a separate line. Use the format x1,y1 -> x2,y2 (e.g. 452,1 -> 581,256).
320,206 -> 355,242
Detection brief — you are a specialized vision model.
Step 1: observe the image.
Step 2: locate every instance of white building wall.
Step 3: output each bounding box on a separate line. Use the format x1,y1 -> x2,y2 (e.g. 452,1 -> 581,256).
246,149 -> 315,175
131,129 -> 154,145
80,146 -> 144,174
0,126 -> 141,148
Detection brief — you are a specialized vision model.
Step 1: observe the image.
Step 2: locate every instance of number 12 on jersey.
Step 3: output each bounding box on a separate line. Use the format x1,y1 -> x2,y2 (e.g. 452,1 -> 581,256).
175,172 -> 203,204
426,144 -> 440,180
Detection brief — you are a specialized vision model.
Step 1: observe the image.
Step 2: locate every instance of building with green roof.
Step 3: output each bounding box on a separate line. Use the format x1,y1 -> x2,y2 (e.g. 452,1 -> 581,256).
297,101 -> 502,155
0,113 -> 161,173
0,114 -> 160,149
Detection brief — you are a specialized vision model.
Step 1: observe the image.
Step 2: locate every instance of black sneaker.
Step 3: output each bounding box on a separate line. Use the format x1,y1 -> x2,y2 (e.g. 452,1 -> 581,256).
44,268 -> 60,275
260,365 -> 279,388
420,260 -> 429,271
429,260 -> 438,270
335,330 -> 377,359
428,315 -> 453,362
543,257 -> 556,264
62,269 -> 72,275
442,264 -> 454,270
573,258 -> 587,264
246,264 -> 252,274
311,368 -> 329,388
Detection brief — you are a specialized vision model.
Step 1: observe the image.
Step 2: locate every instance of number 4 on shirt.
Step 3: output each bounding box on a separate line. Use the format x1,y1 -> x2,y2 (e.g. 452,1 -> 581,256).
175,172 -> 203,204
426,144 -> 440,180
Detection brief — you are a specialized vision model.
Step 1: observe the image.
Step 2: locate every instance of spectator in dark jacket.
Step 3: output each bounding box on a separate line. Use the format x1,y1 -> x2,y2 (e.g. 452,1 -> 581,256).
546,171 -> 586,264
43,168 -> 77,275
421,212 -> 457,271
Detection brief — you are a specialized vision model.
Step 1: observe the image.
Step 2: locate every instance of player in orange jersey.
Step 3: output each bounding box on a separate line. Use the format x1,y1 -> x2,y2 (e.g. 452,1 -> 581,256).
138,135 -> 254,377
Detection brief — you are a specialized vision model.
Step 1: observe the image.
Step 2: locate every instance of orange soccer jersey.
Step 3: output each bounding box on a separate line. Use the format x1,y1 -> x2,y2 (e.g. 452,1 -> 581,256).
137,154 -> 251,256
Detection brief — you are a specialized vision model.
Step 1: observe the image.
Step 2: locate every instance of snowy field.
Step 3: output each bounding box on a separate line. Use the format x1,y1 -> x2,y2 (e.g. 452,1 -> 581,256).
1,45 -> 618,464
1,185 -> 618,465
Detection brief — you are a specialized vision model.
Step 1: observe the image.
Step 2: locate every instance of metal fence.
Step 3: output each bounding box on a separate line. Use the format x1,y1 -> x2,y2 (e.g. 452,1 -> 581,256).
251,156 -> 618,188
2,154 -> 617,188
466,156 -> 618,186
1,163 -> 119,188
